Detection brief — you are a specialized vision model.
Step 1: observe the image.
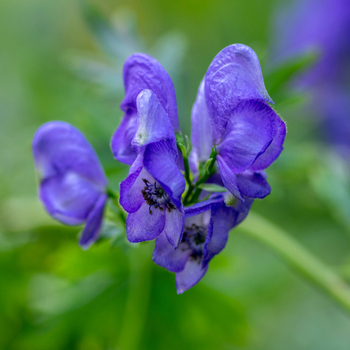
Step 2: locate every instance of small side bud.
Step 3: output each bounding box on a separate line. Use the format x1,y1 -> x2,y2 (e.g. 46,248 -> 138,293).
204,158 -> 214,174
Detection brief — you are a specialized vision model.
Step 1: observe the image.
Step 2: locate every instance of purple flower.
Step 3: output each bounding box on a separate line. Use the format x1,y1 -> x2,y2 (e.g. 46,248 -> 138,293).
272,0 -> 350,88
190,44 -> 286,200
111,53 -> 180,165
32,121 -> 108,249
153,196 -> 253,293
272,0 -> 350,157
119,89 -> 186,247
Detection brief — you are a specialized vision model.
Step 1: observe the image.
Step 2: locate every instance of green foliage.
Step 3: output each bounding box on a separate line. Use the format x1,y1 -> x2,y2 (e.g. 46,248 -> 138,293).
1,0 -> 350,349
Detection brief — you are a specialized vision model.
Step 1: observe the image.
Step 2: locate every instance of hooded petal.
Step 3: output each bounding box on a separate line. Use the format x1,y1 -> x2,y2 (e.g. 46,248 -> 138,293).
217,155 -> 243,201
202,203 -> 234,266
153,232 -> 191,273
216,100 -> 279,173
79,193 -> 107,250
33,121 -> 107,187
132,89 -> 177,149
163,208 -> 185,248
236,171 -> 271,198
176,260 -> 208,294
126,202 -> 166,242
40,172 -> 101,225
204,44 -> 273,143
189,80 -> 213,170
33,122 -> 107,225
249,116 -> 286,171
143,141 -> 185,210
111,111 -> 138,165
121,53 -> 180,131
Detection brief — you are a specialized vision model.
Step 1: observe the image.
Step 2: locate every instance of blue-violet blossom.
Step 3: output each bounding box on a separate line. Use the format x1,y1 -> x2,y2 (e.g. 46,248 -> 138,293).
118,89 -> 185,247
111,53 -> 180,165
32,121 -> 108,249
153,196 -> 253,293
190,44 -> 286,200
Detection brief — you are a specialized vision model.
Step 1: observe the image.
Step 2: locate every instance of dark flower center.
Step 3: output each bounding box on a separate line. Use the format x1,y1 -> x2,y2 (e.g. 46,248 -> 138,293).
141,178 -> 176,215
182,223 -> 207,261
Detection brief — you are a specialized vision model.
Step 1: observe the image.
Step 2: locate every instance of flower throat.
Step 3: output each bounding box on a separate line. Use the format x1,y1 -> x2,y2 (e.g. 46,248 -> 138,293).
141,179 -> 176,214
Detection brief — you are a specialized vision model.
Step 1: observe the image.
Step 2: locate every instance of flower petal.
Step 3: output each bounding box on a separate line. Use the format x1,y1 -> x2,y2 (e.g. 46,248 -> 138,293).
189,80 -> 213,170
235,197 -> 254,226
33,121 -> 107,187
204,44 -> 273,143
184,196 -> 224,218
236,171 -> 271,198
176,259 -> 208,294
216,100 -> 278,173
126,202 -> 166,242
153,232 -> 191,273
110,111 -> 138,165
202,204 -> 233,266
217,155 -> 243,201
119,152 -> 147,213
163,208 -> 185,248
79,193 -> 107,250
132,89 -> 177,148
249,116 -> 286,171
40,171 -> 101,225
121,53 -> 180,131
143,141 -> 186,210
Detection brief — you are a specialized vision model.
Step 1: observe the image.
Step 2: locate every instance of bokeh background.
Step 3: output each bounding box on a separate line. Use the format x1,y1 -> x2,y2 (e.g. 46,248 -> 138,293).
1,0 -> 350,349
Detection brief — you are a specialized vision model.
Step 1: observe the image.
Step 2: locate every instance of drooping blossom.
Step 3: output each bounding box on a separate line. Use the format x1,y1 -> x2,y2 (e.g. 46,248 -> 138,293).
32,121 -> 108,249
111,53 -> 180,165
118,89 -> 185,247
153,195 -> 253,293
190,44 -> 286,200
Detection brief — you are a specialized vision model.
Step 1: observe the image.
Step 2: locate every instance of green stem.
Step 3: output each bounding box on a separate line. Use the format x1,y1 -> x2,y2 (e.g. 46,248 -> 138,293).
107,189 -> 126,224
238,211 -> 350,314
187,148 -> 217,204
118,243 -> 153,349
177,140 -> 195,205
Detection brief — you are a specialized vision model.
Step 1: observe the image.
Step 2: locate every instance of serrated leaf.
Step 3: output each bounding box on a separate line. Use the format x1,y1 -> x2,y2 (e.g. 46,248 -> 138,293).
79,2 -> 141,60
197,183 -> 227,193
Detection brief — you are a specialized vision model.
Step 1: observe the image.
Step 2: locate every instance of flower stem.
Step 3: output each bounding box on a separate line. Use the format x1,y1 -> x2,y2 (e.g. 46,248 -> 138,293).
107,189 -> 127,224
238,211 -> 350,314
187,148 -> 217,204
118,243 -> 153,349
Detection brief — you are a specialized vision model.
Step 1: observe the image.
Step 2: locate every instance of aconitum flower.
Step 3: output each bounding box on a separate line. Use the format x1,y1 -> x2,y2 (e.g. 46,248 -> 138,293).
153,196 -> 253,293
272,0 -> 350,156
119,89 -> 185,247
111,53 -> 180,165
32,121 -> 107,249
191,44 -> 286,200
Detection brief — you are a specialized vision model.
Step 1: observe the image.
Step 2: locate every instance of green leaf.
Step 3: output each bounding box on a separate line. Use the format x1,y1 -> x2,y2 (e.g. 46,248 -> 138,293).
197,183 -> 227,193
79,1 -> 141,60
265,50 -> 319,95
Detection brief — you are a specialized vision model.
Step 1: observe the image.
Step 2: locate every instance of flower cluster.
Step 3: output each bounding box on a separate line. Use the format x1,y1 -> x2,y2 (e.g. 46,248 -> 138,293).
32,44 -> 286,293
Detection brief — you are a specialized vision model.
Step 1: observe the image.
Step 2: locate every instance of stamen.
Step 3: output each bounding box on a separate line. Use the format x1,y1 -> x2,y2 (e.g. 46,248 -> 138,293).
181,224 -> 207,261
141,178 -> 176,214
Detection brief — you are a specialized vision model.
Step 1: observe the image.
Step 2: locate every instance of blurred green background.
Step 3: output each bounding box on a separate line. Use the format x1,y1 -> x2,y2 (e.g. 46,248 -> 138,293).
1,0 -> 350,349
